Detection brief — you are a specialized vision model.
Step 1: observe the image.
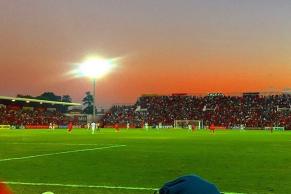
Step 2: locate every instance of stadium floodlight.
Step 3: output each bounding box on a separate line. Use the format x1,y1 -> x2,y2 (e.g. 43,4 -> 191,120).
78,57 -> 115,79
77,57 -> 116,123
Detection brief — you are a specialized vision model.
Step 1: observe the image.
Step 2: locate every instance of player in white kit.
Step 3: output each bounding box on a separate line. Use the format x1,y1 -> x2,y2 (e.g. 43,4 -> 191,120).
91,122 -> 96,134
144,122 -> 149,131
188,124 -> 192,132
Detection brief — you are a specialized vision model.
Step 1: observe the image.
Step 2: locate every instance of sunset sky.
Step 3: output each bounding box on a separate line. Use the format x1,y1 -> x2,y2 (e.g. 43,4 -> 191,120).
0,0 -> 290,106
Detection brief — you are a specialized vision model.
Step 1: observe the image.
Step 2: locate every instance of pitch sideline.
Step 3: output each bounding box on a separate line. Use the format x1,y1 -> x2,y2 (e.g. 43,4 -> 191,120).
0,142 -> 114,146
0,144 -> 126,162
3,181 -> 245,193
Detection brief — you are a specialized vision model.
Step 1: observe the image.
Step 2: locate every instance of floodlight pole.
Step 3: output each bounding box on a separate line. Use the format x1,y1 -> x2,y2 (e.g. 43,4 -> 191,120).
93,78 -> 96,123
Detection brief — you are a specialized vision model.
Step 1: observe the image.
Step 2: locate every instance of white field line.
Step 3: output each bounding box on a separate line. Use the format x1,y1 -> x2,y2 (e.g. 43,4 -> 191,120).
0,142 -> 111,146
0,144 -> 126,162
4,181 -> 157,191
3,181 -> 245,193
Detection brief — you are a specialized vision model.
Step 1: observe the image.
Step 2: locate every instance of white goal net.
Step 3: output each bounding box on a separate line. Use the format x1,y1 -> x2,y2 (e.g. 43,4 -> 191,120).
174,120 -> 203,129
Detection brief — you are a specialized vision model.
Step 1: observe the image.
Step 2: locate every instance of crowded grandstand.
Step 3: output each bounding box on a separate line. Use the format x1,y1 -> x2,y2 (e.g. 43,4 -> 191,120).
1,92 -> 290,130
0,96 -> 85,129
101,92 -> 291,130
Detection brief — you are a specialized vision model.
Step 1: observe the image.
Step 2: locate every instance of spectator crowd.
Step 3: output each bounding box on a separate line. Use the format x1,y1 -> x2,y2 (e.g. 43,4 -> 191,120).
1,94 -> 290,130
0,107 -> 69,127
101,94 -> 291,129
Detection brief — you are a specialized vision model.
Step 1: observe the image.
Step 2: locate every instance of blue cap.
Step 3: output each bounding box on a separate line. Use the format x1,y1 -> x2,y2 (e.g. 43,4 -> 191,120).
158,175 -> 220,194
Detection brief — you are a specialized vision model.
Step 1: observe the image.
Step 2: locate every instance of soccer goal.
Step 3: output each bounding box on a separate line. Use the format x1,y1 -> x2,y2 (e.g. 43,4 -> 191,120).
273,126 -> 285,131
174,120 -> 203,129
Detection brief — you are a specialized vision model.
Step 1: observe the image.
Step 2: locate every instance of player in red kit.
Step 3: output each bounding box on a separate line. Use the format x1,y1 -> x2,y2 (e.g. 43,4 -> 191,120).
209,123 -> 215,133
192,125 -> 196,132
114,123 -> 120,132
68,122 -> 73,132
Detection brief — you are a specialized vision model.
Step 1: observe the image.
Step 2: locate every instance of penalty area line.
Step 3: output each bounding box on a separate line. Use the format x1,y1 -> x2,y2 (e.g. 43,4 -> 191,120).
3,181 -> 246,193
0,144 -> 126,162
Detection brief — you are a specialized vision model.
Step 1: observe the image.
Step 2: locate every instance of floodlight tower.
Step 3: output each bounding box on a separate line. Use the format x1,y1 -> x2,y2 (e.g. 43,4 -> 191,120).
93,78 -> 96,122
78,57 -> 115,122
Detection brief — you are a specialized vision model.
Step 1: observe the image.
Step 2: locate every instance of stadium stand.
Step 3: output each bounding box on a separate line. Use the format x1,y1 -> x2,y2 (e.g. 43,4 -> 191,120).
101,93 -> 291,130
0,96 -> 83,128
0,107 -> 66,126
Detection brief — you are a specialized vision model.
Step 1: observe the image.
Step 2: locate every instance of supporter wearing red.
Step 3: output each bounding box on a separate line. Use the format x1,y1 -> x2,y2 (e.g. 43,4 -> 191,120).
101,94 -> 291,130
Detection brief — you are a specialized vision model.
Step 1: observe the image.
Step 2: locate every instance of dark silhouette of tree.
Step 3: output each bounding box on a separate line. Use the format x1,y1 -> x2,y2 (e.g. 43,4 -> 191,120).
37,92 -> 62,101
62,95 -> 72,102
60,95 -> 72,113
82,91 -> 94,114
16,94 -> 35,99
16,92 -> 74,113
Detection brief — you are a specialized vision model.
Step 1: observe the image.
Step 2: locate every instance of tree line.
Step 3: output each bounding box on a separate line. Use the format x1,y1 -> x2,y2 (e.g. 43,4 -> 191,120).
16,92 -> 94,114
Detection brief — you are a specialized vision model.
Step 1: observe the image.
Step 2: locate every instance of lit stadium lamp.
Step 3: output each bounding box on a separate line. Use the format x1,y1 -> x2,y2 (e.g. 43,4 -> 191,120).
78,58 -> 115,79
77,57 -> 116,122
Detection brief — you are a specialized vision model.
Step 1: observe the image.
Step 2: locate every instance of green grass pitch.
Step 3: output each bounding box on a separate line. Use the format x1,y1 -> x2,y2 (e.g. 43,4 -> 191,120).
0,129 -> 291,194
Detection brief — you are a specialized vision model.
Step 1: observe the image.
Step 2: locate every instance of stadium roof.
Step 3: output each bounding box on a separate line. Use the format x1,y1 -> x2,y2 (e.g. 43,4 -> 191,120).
0,96 -> 81,106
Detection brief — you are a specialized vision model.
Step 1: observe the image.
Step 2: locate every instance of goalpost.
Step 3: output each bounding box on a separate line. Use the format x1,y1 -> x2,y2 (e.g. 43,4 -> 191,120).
264,126 -> 285,131
273,127 -> 285,131
174,120 -> 203,129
